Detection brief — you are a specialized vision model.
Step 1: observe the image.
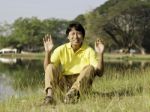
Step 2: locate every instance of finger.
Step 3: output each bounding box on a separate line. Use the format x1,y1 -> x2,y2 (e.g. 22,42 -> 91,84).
49,34 -> 53,43
43,38 -> 45,43
43,35 -> 47,43
44,34 -> 48,41
43,38 -> 47,46
97,38 -> 104,44
47,34 -> 50,41
100,38 -> 104,43
96,38 -> 100,43
45,34 -> 51,41
97,39 -> 102,42
46,34 -> 51,42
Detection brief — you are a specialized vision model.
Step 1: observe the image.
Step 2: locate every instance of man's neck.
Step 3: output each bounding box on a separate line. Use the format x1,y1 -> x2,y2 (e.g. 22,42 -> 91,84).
71,43 -> 82,52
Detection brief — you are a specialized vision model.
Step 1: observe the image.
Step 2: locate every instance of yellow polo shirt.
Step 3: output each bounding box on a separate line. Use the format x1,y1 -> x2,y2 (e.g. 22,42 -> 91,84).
51,42 -> 98,75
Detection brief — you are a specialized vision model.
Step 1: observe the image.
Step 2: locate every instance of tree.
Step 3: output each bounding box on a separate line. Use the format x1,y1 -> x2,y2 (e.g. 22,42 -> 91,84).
103,4 -> 150,54
83,0 -> 150,53
11,17 -> 68,52
42,18 -> 68,47
0,22 -> 13,48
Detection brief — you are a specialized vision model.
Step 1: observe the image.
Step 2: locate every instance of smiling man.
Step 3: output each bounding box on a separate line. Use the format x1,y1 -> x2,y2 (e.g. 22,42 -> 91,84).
42,21 -> 105,105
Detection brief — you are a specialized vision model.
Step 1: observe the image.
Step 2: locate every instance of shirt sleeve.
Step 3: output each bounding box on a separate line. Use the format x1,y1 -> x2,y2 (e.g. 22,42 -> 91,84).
51,47 -> 60,67
89,48 -> 98,68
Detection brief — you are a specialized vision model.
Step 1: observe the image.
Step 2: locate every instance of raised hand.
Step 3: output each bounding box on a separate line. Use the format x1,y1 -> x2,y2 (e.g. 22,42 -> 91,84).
95,38 -> 105,54
43,34 -> 54,53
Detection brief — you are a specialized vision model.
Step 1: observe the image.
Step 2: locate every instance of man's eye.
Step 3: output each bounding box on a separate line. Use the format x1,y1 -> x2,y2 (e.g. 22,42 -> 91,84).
70,32 -> 82,36
78,32 -> 82,35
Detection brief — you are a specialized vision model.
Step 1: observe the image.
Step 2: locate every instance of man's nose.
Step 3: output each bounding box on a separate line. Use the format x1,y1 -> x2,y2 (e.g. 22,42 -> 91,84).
74,33 -> 78,38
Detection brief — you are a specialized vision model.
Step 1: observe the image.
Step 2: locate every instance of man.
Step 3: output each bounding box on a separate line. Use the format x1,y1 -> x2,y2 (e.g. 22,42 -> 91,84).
43,22 -> 104,104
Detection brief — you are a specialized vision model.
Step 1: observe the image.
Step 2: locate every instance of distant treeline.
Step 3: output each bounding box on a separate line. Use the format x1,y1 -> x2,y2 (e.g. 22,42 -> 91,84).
0,0 -> 150,54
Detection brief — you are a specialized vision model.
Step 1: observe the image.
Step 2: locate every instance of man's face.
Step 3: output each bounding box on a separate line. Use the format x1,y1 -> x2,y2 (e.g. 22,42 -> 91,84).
67,28 -> 84,46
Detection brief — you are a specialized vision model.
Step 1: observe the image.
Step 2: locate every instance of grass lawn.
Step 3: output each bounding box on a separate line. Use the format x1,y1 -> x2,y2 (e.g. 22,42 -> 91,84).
0,64 -> 150,112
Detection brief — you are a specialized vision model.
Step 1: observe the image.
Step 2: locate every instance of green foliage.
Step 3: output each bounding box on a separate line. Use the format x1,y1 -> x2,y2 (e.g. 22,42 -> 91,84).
42,18 -> 68,46
74,14 -> 86,26
0,17 -> 68,52
84,0 -> 150,53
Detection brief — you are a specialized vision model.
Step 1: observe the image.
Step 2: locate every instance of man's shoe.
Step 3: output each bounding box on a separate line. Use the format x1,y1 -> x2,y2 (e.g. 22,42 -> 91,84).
64,88 -> 80,104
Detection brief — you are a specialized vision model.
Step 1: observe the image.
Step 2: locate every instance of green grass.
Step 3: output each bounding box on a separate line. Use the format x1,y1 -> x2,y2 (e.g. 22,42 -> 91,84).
0,66 -> 150,112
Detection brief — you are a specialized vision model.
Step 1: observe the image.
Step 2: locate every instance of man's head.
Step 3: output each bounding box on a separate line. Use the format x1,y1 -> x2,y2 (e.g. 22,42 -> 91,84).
66,22 -> 85,49
66,22 -> 85,37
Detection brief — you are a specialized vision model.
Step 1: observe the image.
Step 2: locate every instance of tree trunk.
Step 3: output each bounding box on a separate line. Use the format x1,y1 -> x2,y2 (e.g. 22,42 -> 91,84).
140,47 -> 146,55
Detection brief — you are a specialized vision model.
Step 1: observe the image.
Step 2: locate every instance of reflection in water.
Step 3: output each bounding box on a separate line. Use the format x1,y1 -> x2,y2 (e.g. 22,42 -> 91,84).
0,58 -> 150,101
0,58 -> 44,101
105,60 -> 150,70
0,73 -> 15,101
0,57 -> 17,64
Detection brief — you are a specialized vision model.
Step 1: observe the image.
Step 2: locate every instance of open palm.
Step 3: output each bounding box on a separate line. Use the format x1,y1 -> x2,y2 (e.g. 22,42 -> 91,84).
43,34 -> 54,52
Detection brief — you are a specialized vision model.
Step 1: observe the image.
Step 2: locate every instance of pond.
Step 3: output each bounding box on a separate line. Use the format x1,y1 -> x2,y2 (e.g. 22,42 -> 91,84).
0,57 -> 150,101
0,58 -> 44,101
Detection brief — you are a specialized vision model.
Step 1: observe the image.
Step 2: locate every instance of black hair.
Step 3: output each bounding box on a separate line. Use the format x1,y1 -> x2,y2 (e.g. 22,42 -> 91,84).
66,21 -> 85,37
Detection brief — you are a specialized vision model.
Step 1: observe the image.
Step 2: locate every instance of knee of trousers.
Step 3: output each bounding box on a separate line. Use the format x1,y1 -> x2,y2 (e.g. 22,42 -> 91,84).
81,65 -> 95,78
83,65 -> 95,72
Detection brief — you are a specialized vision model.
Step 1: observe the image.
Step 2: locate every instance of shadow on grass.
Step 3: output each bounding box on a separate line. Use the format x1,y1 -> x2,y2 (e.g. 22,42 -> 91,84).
91,86 -> 143,99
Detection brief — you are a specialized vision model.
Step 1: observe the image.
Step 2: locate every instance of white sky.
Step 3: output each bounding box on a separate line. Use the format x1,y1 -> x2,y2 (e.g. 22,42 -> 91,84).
0,0 -> 107,23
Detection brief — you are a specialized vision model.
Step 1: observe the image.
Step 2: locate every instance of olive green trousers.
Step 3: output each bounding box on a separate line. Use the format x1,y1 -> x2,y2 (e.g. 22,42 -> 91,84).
45,64 -> 96,95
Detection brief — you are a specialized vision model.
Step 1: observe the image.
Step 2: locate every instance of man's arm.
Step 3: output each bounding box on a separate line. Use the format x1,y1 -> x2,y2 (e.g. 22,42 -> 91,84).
43,34 -> 54,71
95,39 -> 105,76
96,53 -> 104,76
44,52 -> 52,71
